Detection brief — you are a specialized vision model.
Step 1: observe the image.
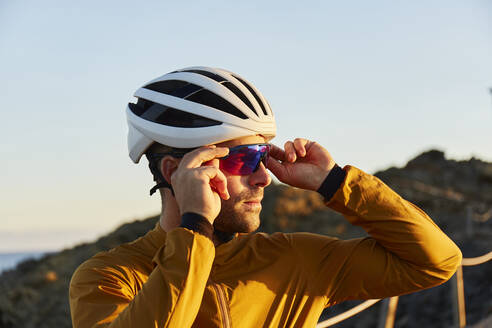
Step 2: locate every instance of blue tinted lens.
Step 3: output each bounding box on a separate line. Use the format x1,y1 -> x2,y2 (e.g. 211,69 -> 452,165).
220,144 -> 270,175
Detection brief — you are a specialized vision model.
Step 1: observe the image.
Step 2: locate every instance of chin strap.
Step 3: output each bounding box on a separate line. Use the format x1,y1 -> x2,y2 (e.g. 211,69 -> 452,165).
146,152 -> 176,196
149,182 -> 175,196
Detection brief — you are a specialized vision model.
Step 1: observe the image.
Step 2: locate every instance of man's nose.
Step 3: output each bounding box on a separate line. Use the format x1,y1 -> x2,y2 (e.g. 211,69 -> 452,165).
248,162 -> 271,188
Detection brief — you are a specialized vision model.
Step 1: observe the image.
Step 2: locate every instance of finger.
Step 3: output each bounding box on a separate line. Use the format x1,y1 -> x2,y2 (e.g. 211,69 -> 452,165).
269,144 -> 287,161
199,166 -> 229,200
269,144 -> 287,162
181,146 -> 229,169
209,168 -> 229,200
266,157 -> 289,183
202,158 -> 220,168
293,138 -> 308,157
284,141 -> 296,162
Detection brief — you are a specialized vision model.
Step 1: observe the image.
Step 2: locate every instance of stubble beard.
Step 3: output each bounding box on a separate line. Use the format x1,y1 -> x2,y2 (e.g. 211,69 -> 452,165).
213,188 -> 263,234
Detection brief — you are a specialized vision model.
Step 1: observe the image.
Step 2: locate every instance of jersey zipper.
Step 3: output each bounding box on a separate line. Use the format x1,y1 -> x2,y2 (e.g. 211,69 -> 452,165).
212,283 -> 231,328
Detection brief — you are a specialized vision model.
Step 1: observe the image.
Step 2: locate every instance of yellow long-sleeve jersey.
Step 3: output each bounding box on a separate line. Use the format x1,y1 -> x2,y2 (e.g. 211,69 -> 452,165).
69,166 -> 462,327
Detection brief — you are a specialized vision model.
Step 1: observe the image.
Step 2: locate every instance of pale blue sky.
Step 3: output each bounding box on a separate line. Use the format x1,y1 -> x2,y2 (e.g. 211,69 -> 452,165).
1,1 -> 491,251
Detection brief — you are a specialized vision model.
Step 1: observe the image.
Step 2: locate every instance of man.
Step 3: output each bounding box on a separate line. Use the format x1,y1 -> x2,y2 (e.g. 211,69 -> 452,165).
69,67 -> 462,327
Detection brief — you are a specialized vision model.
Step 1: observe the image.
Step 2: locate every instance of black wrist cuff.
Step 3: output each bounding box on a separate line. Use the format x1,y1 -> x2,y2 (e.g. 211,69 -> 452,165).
316,164 -> 346,202
180,213 -> 214,240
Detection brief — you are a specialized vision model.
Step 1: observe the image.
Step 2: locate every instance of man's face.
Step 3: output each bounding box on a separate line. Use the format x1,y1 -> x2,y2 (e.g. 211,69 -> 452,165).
212,135 -> 272,234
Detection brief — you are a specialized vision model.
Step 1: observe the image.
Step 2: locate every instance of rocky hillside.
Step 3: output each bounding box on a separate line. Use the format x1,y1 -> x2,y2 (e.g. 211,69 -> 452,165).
0,149 -> 491,328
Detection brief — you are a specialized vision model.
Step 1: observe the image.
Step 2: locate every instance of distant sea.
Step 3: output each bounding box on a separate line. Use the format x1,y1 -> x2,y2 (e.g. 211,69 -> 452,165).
0,252 -> 47,274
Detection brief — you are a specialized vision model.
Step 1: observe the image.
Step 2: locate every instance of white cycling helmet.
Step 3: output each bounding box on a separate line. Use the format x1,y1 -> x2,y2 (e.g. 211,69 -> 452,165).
126,66 -> 276,163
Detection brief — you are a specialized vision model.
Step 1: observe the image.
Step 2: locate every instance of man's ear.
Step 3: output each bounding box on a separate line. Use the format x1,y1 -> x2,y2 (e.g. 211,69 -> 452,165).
160,156 -> 179,185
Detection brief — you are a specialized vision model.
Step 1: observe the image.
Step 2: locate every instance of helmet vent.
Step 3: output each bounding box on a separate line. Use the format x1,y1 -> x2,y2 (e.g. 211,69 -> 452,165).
129,102 -> 221,128
181,70 -> 259,117
145,80 -> 203,99
233,75 -> 268,116
142,78 -> 248,119
221,81 -> 258,117
186,89 -> 248,119
181,69 -> 226,83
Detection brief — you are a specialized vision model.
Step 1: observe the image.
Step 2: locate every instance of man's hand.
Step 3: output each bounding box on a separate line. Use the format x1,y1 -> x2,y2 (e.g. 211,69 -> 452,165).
171,146 -> 230,224
267,138 -> 336,191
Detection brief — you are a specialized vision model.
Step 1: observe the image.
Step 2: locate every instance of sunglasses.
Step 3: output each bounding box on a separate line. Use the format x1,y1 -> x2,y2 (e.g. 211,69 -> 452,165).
219,143 -> 271,175
150,143 -> 271,176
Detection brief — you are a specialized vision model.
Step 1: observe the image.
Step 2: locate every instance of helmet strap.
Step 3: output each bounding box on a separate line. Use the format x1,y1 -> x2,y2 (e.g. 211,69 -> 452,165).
146,152 -> 175,196
149,182 -> 174,196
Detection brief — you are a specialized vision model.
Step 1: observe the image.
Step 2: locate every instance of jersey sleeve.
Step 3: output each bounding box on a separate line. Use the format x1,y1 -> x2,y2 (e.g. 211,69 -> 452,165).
69,227 -> 215,328
289,165 -> 462,306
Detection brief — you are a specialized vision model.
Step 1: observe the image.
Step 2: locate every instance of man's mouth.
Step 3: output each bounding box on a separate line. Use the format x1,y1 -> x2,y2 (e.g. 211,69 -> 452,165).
242,199 -> 262,210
